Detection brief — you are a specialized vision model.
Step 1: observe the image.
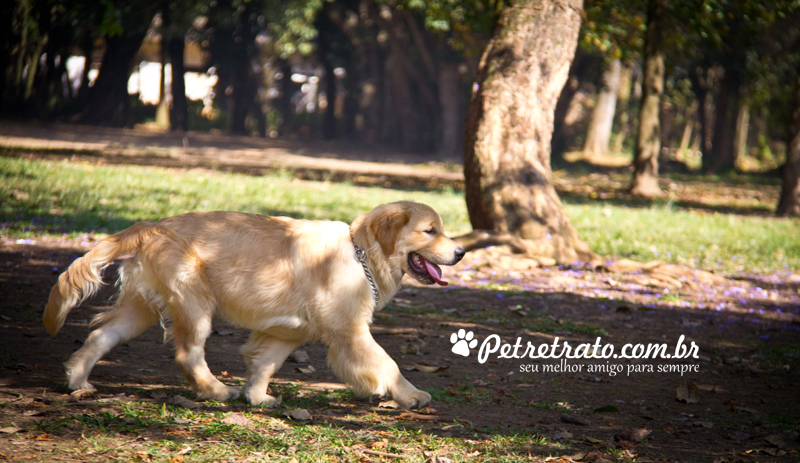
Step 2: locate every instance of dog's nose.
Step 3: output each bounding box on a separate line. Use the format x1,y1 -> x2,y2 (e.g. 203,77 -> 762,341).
454,247 -> 465,261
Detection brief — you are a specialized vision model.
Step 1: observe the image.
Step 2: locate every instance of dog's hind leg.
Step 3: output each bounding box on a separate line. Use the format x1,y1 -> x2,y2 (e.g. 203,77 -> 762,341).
170,300 -> 240,402
240,332 -> 301,406
64,292 -> 158,391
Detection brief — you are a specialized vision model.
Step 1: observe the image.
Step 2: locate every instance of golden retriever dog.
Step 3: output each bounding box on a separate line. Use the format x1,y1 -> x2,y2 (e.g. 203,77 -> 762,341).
43,201 -> 464,409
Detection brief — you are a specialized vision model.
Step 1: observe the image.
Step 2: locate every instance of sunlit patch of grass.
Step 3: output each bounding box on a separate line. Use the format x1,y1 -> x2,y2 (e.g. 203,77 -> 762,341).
2,156 -> 797,274
567,200 -> 799,274
0,157 -> 470,239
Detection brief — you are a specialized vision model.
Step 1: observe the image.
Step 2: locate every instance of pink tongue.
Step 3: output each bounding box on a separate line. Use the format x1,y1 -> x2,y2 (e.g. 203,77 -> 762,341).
422,258 -> 448,286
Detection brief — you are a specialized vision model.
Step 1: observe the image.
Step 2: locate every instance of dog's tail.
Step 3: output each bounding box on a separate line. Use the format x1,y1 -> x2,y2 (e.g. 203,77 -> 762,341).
43,221 -> 161,336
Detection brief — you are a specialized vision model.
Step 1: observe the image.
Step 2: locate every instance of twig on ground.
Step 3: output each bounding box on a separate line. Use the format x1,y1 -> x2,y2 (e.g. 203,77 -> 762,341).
363,449 -> 406,458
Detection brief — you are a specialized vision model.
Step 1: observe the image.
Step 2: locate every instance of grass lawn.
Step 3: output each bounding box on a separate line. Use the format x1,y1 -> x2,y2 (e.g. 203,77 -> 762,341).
1,156 -> 798,274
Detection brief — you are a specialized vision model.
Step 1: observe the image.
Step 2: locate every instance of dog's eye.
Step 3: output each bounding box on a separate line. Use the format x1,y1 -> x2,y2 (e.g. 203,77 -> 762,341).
424,228 -> 436,235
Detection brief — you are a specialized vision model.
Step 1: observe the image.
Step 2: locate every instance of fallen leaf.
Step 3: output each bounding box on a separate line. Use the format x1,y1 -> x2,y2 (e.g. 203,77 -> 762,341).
406,363 -> 449,373
220,371 -> 231,378
427,457 -> 454,463
398,412 -> 448,421
221,412 -> 253,426
168,395 -> 200,410
0,427 -> 22,434
284,409 -> 312,421
560,414 -> 588,426
69,388 -> 96,401
294,365 -> 315,374
614,428 -> 651,444
586,436 -> 603,444
676,380 -> 700,404
728,431 -> 752,441
763,434 -> 784,447
22,410 -> 41,417
378,400 -> 400,409
549,430 -> 574,441
150,391 -> 167,400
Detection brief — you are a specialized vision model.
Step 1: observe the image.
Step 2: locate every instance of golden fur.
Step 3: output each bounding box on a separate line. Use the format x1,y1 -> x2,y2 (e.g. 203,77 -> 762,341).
43,201 -> 464,408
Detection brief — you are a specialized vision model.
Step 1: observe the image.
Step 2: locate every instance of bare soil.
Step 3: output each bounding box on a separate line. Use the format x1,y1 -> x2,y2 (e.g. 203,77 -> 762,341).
1,238 -> 799,462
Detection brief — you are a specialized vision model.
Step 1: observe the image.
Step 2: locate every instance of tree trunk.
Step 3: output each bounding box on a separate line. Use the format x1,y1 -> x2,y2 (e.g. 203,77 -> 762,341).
552,49 -> 598,161
733,103 -> 749,167
583,58 -> 621,159
689,67 -> 715,167
630,0 -> 666,197
677,101 -> 697,161
169,36 -> 187,131
777,70 -> 800,216
706,66 -> 741,172
463,0 -> 593,264
82,32 -> 148,126
612,62 -> 634,154
155,33 -> 170,129
438,61 -> 462,157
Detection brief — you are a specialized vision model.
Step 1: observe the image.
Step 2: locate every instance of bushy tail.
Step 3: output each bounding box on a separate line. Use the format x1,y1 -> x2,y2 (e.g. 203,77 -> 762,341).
43,221 -> 160,336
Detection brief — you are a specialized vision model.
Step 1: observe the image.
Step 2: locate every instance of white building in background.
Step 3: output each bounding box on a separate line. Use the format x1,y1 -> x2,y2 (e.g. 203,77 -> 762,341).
64,38 -> 217,111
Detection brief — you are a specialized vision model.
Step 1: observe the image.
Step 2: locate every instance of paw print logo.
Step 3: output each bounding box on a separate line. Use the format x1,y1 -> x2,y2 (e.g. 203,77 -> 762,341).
450,329 -> 478,357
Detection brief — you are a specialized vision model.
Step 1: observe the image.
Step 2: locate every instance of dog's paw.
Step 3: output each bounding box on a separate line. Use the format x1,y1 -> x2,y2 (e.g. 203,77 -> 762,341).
245,389 -> 281,407
197,385 -> 241,402
392,389 -> 431,410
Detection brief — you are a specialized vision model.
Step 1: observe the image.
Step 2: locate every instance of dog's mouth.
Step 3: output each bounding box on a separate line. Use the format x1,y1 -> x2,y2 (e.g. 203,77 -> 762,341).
407,252 -> 447,286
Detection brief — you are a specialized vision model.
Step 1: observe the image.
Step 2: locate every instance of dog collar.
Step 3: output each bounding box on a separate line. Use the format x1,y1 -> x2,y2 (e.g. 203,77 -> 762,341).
350,228 -> 379,309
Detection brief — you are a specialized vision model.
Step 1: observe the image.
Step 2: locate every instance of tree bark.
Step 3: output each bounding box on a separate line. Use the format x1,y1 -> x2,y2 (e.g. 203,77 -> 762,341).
583,58 -> 621,159
82,32 -> 148,126
552,49 -> 598,161
677,101 -> 697,161
463,0 -> 593,264
155,32 -> 170,129
733,103 -> 749,167
630,0 -> 666,197
169,37 -> 187,131
777,69 -> 800,216
612,62 -> 634,154
706,66 -> 741,172
438,61 -> 462,157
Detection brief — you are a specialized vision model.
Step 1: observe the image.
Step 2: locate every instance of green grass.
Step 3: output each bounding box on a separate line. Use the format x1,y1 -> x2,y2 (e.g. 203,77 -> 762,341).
30,398 -> 572,462
0,157 -> 469,238
1,156 -> 798,274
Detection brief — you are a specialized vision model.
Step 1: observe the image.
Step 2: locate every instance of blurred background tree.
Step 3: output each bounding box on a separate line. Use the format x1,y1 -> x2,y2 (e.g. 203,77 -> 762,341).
0,0 -> 799,229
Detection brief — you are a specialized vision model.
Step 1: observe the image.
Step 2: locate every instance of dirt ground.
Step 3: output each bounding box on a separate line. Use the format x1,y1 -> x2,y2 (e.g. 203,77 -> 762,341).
1,125 -> 799,462
1,237 -> 799,462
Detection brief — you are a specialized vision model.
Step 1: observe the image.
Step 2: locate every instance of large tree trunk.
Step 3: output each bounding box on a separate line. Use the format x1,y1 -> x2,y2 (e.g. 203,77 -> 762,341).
630,0 -> 666,197
169,36 -> 187,131
706,66 -> 741,172
583,58 -> 621,159
777,69 -> 800,216
463,0 -> 593,264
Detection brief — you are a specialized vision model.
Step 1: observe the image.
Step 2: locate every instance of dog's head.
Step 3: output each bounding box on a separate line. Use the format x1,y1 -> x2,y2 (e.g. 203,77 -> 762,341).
360,201 -> 465,286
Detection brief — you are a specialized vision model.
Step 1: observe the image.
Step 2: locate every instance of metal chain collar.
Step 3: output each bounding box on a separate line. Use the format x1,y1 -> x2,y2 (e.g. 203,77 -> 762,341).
350,228 -> 379,308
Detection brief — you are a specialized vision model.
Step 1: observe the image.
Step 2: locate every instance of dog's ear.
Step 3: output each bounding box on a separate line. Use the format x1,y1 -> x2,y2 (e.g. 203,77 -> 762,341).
369,206 -> 411,256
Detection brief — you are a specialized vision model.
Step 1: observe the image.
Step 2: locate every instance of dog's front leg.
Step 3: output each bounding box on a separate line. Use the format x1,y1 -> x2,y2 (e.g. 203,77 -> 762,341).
326,325 -> 431,409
